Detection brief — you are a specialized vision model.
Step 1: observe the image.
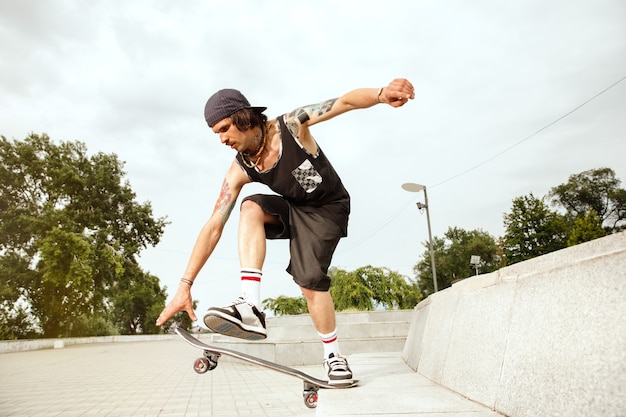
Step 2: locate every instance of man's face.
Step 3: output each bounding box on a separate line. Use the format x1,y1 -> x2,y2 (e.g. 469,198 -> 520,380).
212,118 -> 249,152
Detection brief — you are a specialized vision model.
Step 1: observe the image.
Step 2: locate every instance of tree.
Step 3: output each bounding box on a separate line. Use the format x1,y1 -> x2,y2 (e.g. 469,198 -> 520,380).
0,251 -> 39,339
0,134 -> 168,338
262,265 -> 422,316
548,167 -> 626,233
502,193 -> 568,265
263,295 -> 308,316
414,227 -> 499,295
329,267 -> 375,311
348,265 -> 422,310
329,266 -> 421,311
110,261 -> 167,335
567,210 -> 606,246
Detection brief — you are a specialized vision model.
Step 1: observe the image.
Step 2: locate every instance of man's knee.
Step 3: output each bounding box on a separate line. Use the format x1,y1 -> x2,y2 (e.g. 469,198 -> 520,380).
240,199 -> 280,225
301,287 -> 331,302
240,199 -> 263,217
301,287 -> 316,301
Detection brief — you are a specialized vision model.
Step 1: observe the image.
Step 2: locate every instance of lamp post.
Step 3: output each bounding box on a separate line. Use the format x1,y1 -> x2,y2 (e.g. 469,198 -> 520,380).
402,182 -> 438,293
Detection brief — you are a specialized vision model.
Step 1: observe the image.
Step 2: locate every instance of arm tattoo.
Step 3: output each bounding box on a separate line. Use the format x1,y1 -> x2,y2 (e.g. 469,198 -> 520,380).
288,98 -> 338,124
308,98 -> 337,116
286,119 -> 299,137
215,180 -> 235,225
286,98 -> 338,137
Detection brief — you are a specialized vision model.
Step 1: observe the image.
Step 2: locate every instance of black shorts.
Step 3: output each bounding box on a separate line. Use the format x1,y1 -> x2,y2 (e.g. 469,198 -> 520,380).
241,194 -> 343,291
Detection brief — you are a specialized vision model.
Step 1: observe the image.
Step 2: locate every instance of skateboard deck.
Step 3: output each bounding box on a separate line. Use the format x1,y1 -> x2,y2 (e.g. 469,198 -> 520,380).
175,326 -> 358,408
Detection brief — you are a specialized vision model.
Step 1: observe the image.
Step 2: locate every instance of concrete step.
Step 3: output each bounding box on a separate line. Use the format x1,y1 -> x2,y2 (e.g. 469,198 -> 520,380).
266,309 -> 414,327
195,335 -> 409,366
265,320 -> 411,342
194,309 -> 415,366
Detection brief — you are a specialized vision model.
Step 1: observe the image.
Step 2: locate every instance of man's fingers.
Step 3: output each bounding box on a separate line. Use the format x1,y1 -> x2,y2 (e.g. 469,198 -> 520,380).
387,78 -> 415,102
155,302 -> 197,326
156,308 -> 171,326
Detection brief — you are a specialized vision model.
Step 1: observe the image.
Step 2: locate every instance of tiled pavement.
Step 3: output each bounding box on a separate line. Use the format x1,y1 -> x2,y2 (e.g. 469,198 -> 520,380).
0,339 -> 320,416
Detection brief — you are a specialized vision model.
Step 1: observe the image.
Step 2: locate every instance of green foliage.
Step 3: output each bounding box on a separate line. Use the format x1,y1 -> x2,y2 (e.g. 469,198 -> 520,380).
330,266 -> 421,312
110,262 -> 167,335
548,167 -> 626,232
500,168 -> 624,267
69,314 -> 119,337
502,193 -> 568,265
567,210 -> 606,246
0,251 -> 39,338
414,227 -> 499,295
329,267 -> 375,311
31,227 -> 95,337
263,266 -> 421,316
0,133 -> 168,338
0,304 -> 38,340
263,295 -> 308,316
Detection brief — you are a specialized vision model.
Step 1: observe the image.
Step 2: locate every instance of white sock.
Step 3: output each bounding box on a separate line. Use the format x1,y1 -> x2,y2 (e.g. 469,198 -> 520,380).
318,328 -> 340,359
241,268 -> 262,308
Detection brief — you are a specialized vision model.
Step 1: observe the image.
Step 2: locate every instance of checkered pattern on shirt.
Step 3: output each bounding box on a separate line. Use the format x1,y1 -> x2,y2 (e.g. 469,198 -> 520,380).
291,159 -> 322,193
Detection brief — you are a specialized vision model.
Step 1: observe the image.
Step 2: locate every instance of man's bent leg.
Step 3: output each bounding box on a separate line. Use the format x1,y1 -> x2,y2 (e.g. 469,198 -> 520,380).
238,200 -> 278,308
238,199 -> 277,271
203,200 -> 279,340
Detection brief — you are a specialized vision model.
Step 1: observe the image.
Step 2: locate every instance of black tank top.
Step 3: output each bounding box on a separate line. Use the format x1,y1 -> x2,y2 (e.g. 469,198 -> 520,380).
236,115 -> 350,235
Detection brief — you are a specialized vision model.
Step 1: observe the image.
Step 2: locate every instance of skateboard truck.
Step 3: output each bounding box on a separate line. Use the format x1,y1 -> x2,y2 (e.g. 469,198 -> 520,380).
193,350 -> 220,373
303,382 -> 320,409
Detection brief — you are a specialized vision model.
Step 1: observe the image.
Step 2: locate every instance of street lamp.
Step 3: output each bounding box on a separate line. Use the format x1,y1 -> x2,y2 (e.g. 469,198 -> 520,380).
401,182 -> 438,293
470,255 -> 481,276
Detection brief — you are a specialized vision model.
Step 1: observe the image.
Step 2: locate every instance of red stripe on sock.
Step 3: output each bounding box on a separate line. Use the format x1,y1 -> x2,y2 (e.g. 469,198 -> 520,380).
321,336 -> 338,344
241,276 -> 261,282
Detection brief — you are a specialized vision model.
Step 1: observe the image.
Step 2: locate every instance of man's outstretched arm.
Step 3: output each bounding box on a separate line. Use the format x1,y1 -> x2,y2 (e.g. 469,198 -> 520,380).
290,78 -> 415,129
283,78 -> 414,152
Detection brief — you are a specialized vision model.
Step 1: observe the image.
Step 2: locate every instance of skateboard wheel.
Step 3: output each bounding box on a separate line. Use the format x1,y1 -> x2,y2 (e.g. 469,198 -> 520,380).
193,357 -> 217,374
303,391 -> 318,408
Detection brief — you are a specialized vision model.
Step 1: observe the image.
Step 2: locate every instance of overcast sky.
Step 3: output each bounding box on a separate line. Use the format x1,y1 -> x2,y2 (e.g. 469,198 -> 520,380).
1,0 -> 624,319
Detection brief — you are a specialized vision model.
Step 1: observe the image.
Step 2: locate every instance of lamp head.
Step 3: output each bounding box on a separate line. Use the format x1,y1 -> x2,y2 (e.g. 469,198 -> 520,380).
401,182 -> 425,192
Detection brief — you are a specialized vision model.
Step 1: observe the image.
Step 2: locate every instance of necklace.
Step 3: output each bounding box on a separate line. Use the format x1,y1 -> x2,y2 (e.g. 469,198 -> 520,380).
241,125 -> 268,169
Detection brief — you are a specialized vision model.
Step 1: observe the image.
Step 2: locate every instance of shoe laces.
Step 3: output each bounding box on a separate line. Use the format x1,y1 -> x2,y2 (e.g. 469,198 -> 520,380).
326,353 -> 349,371
231,297 -> 247,305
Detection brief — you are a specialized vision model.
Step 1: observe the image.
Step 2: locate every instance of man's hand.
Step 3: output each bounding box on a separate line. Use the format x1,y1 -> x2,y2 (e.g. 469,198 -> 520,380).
155,283 -> 198,326
379,78 -> 415,107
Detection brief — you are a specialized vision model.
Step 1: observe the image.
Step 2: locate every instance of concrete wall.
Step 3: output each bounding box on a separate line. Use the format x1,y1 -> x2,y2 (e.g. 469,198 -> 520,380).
402,231 -> 626,417
0,334 -> 178,353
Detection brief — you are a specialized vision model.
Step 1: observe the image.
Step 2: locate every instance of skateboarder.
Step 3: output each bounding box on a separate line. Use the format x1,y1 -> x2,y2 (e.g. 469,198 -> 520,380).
156,78 -> 415,385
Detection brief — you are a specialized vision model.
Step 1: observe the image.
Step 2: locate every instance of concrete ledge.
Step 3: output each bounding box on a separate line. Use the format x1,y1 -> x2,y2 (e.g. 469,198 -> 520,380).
403,232 -> 626,417
0,334 -> 179,354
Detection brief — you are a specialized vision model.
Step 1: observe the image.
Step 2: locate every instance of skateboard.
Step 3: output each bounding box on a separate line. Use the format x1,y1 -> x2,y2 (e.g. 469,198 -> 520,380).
175,326 -> 358,408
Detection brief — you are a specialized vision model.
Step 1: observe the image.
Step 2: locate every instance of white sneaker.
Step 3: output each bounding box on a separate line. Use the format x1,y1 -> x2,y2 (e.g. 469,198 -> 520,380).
324,353 -> 353,386
203,297 -> 267,340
